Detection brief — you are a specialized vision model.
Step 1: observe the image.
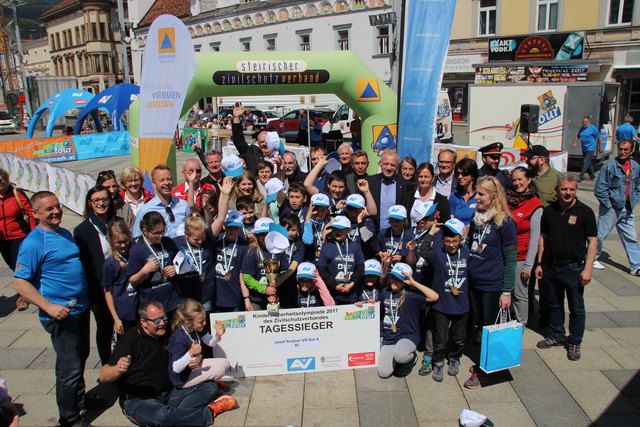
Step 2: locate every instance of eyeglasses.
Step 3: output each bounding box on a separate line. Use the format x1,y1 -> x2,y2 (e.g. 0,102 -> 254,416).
145,315 -> 168,325
456,170 -> 471,177
165,206 -> 175,222
90,197 -> 110,205
149,227 -> 167,237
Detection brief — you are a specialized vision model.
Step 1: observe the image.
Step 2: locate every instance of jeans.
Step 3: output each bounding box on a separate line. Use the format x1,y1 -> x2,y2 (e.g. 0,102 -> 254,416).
122,381 -> 216,426
41,310 -> 90,426
432,310 -> 467,363
579,150 -> 596,180
542,262 -> 586,344
596,205 -> 640,271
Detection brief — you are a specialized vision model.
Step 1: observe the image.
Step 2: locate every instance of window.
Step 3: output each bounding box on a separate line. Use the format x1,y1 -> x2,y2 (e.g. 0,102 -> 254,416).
209,42 -> 220,51
376,26 -> 390,55
194,44 -> 201,52
99,22 -> 107,40
298,32 -> 311,51
91,23 -> 97,40
337,29 -> 349,50
265,37 -> 276,51
537,0 -> 558,31
608,0 -> 635,25
479,0 -> 497,36
240,38 -> 251,52
75,27 -> 81,44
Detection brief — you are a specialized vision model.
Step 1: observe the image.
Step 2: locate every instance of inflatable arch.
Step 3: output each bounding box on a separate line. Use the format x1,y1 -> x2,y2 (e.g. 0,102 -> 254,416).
129,50 -> 397,175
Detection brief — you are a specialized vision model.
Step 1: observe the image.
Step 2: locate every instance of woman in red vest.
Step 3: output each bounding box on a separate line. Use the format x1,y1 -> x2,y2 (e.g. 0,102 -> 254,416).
507,166 -> 543,325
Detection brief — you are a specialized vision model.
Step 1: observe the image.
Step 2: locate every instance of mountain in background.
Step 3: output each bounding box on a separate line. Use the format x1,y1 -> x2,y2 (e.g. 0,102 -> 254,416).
3,0 -> 61,41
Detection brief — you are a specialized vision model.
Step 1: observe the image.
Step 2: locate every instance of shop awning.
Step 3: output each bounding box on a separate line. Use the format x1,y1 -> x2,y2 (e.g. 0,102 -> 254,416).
473,58 -> 613,72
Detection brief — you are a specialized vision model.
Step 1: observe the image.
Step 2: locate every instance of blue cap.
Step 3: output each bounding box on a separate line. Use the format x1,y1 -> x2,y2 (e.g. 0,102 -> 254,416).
390,262 -> 413,281
254,217 -> 274,234
223,210 -> 244,227
364,259 -> 382,276
296,262 -> 316,279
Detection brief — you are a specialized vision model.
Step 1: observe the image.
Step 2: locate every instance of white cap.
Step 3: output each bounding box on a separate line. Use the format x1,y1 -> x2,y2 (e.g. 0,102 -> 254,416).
265,177 -> 284,204
459,409 -> 494,427
329,215 -> 351,230
221,154 -> 243,177
387,204 -> 407,221
310,193 -> 330,207
265,223 -> 289,254
296,262 -> 316,279
253,217 -> 274,234
346,194 -> 365,209
443,218 -> 465,236
364,259 -> 382,276
390,262 -> 413,281
410,202 -> 438,224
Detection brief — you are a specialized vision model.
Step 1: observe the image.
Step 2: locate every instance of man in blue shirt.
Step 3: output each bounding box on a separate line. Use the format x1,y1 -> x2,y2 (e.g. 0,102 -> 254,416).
572,116 -> 601,181
13,191 -> 90,427
133,164 -> 191,239
616,115 -> 638,143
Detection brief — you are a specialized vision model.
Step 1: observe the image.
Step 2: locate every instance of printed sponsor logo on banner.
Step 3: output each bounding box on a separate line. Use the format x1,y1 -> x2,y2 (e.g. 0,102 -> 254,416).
348,352 -> 375,367
74,99 -> 87,105
236,60 -> 307,73
319,355 -> 342,368
344,306 -> 376,320
157,27 -> 176,54
213,70 -> 329,85
215,315 -> 247,328
287,357 -> 315,371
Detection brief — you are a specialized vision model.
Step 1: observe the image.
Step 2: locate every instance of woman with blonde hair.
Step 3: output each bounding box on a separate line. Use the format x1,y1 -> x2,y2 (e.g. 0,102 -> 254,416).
463,175 -> 517,390
118,166 -> 153,229
229,171 -> 268,217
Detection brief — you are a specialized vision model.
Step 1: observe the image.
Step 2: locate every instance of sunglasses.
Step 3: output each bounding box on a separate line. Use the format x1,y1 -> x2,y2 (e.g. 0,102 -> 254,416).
165,206 -> 175,222
145,315 -> 168,325
98,170 -> 115,178
456,170 -> 471,177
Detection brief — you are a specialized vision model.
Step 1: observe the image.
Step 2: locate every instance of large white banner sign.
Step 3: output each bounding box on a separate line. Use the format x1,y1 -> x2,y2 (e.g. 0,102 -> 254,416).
210,304 -> 380,377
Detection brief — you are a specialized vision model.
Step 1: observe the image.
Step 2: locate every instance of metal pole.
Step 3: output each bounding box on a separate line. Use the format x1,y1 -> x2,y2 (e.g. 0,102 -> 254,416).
117,0 -> 130,83
10,1 -> 32,117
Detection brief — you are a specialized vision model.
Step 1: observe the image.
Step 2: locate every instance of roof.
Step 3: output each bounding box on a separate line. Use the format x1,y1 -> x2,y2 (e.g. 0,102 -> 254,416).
139,0 -> 191,27
41,0 -> 79,20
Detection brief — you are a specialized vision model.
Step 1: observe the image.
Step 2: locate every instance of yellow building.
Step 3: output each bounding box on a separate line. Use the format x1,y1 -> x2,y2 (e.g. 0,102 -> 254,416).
21,38 -> 52,77
444,0 -> 640,123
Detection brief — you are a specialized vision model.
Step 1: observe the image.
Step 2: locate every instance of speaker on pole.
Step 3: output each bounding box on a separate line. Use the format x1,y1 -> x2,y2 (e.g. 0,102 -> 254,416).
520,104 -> 540,134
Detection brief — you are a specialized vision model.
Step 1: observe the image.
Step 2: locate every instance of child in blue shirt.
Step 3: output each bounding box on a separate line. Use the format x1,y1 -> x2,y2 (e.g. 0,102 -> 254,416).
295,262 -> 335,308
345,194 -> 378,260
378,205 -> 408,264
358,258 -> 390,303
278,214 -> 307,308
302,193 -> 331,261
214,210 -> 250,312
278,183 -> 309,223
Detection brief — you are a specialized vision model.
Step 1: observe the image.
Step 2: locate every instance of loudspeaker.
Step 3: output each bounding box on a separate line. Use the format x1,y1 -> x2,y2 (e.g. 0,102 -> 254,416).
520,104 -> 540,134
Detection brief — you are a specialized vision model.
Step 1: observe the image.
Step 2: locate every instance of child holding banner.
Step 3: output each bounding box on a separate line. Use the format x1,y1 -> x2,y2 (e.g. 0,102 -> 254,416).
377,263 -> 439,379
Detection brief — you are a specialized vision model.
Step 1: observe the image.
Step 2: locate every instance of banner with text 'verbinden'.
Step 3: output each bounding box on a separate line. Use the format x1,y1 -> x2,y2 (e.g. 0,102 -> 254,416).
135,14 -> 196,190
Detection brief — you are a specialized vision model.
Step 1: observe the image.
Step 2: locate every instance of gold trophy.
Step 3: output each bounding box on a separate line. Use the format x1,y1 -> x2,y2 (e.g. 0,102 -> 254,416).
264,258 -> 281,315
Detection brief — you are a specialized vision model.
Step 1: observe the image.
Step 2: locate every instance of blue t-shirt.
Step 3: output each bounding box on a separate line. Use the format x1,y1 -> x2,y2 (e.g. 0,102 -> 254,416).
14,227 -> 89,321
214,233 -> 248,308
296,288 -> 324,308
467,218 -> 517,292
616,123 -> 637,142
379,287 -> 427,346
126,237 -> 183,312
278,201 -> 309,223
358,285 -> 380,303
167,327 -> 208,387
173,229 -> 216,307
401,227 -> 433,284
302,218 -> 329,261
241,247 -> 290,306
577,124 -> 600,151
317,239 -> 364,304
430,246 -> 470,315
102,255 -> 138,322
378,227 -> 406,257
448,189 -> 478,226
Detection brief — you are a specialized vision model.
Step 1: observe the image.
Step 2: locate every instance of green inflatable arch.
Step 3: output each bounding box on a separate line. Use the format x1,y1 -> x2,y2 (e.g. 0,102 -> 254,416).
130,50 -> 397,175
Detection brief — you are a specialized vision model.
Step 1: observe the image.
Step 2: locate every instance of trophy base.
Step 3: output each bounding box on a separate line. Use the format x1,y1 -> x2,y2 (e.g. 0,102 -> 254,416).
267,301 -> 280,316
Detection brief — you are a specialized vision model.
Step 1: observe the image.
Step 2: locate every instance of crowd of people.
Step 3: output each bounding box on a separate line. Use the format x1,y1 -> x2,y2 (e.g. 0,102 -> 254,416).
5,101 -> 640,426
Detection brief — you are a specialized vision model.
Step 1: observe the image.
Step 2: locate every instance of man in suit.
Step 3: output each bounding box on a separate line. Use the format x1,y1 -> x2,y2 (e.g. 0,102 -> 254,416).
367,150 -> 415,231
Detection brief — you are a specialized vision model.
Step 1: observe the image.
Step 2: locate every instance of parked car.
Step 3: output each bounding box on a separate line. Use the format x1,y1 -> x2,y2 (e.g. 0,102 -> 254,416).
0,111 -> 18,134
276,108 -> 334,142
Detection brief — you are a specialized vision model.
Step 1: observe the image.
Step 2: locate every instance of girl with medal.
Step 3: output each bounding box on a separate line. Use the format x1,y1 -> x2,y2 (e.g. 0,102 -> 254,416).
214,210 -> 251,312
358,258 -> 389,303
344,194 -> 378,260
294,262 -> 335,308
317,215 -> 365,305
74,185 -> 119,365
464,176 -> 517,390
168,300 -> 230,389
127,211 -> 182,316
377,263 -> 439,379
102,220 -> 138,335
405,202 -> 440,284
302,193 -> 331,261
241,218 -> 291,310
378,205 -> 408,264
421,219 -> 470,383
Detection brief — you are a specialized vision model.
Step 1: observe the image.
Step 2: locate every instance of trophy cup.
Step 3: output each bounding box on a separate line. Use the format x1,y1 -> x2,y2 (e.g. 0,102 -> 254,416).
264,258 -> 281,315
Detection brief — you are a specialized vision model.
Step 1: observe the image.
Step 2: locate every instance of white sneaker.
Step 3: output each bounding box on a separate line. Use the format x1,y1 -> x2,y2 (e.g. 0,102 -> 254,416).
631,268 -> 640,276
593,260 -> 605,270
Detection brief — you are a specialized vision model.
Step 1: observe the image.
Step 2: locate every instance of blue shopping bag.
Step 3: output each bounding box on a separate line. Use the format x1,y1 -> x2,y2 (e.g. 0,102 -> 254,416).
480,310 -> 523,374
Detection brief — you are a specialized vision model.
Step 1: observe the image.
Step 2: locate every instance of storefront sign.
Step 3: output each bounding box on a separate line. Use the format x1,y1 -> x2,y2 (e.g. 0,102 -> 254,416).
475,65 -> 587,84
489,32 -> 585,62
444,54 -> 483,73
209,304 -> 380,377
212,70 -> 330,85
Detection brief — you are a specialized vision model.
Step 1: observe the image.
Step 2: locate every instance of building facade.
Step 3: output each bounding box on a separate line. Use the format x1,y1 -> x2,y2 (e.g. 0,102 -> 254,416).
41,0 -> 131,93
21,38 -> 52,77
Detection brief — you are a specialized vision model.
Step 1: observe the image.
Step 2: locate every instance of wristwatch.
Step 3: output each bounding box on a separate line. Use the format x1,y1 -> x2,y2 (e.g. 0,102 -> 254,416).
501,291 -> 512,296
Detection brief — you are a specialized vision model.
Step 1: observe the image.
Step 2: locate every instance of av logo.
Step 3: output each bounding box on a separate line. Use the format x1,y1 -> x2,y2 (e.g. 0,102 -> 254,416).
157,27 -> 176,54
287,357 -> 315,371
98,95 -> 112,104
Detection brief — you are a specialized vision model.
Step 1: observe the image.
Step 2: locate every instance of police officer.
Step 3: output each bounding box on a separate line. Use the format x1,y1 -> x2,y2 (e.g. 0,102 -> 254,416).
478,142 -> 511,189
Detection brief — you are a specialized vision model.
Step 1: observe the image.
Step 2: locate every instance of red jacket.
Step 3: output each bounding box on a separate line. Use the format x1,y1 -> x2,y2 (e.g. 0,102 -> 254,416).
511,196 -> 543,261
172,182 -> 214,208
0,187 -> 37,240
118,188 -> 154,203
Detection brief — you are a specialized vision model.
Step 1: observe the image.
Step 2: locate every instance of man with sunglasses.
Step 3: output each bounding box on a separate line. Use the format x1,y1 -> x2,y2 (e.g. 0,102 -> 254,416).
100,301 -> 237,426
572,116 -> 601,182
593,139 -> 640,274
477,142 -> 511,189
525,145 -> 561,207
132,165 -> 191,239
172,159 -> 214,209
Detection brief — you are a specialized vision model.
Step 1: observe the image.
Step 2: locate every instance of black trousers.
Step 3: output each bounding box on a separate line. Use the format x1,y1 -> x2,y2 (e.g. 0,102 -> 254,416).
0,237 -> 25,270
432,310 -> 468,363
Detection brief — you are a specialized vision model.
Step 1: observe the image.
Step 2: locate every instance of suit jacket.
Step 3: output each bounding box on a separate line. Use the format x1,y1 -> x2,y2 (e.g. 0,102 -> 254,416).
366,173 -> 415,231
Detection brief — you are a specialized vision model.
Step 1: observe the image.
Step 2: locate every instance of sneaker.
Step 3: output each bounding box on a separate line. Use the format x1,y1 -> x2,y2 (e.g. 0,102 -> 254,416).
593,260 -> 605,270
393,352 -> 418,377
630,267 -> 640,276
536,336 -> 565,349
566,343 -> 581,361
463,366 -> 486,390
432,362 -> 444,382
208,395 -> 238,417
447,359 -> 460,376
418,355 -> 433,376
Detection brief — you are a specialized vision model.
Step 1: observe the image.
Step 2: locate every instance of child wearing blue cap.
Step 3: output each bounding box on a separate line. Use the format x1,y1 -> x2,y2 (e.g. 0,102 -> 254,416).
378,205 -> 409,264
357,258 -> 390,303
377,263 -> 439,379
302,193 -> 331,261
214,210 -> 250,312
344,194 -> 379,260
277,214 -> 307,307
295,262 -> 335,308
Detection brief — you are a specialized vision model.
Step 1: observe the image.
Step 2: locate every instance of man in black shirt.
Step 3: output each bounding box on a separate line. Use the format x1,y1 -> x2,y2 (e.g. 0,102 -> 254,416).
99,301 -> 237,426
535,173 -> 597,361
